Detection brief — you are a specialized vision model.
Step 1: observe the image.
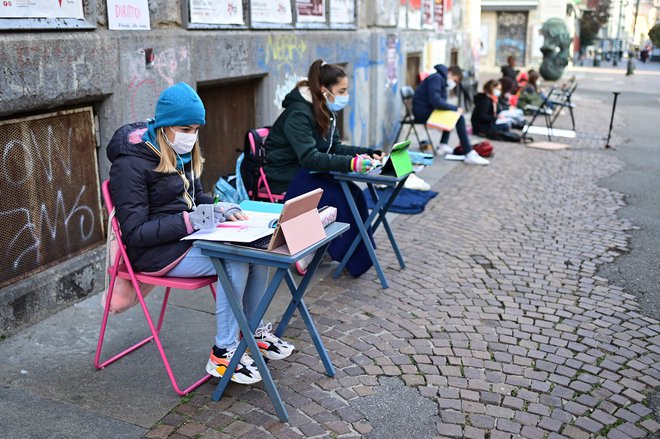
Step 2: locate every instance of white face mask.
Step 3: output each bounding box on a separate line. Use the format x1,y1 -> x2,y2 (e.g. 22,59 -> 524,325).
446,78 -> 457,91
537,79 -> 543,87
163,127 -> 197,154
493,89 -> 502,97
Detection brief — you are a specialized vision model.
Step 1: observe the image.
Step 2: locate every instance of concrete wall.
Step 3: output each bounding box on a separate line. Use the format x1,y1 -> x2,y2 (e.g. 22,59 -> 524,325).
0,1 -> 474,335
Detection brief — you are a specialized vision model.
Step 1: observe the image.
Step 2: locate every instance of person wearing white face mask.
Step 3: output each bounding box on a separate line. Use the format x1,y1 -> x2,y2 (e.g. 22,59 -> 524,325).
412,64 -> 489,166
107,82 -> 296,386
471,79 -> 521,142
263,59 -> 384,278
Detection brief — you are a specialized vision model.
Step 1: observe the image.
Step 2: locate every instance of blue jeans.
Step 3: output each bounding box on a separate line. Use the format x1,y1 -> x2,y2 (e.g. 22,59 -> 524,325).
440,115 -> 472,154
166,247 -> 268,350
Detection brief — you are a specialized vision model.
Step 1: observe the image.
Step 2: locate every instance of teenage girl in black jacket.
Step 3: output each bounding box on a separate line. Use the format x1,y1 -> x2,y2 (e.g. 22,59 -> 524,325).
107,83 -> 294,386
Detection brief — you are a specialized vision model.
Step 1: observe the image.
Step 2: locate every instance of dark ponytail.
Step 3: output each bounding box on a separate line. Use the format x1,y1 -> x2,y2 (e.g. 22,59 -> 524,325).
307,59 -> 347,135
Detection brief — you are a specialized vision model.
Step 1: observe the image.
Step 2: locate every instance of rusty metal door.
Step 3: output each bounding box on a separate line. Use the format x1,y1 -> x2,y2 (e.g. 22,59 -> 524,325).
198,80 -> 258,191
0,107 -> 103,288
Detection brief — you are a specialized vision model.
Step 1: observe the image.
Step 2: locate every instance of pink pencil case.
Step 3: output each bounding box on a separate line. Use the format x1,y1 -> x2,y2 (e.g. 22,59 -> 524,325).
318,206 -> 337,227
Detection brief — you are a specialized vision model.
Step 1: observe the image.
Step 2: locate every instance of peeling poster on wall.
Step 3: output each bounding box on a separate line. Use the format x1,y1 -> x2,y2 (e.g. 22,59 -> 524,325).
190,0 -> 244,25
386,35 -> 399,87
0,0 -> 83,18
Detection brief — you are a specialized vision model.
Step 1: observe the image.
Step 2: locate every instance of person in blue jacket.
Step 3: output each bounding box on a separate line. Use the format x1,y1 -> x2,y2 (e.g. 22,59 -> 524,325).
107,82 -> 294,386
413,64 -> 489,166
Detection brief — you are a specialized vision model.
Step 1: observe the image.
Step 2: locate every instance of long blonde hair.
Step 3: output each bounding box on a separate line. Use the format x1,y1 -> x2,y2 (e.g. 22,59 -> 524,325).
153,128 -> 205,176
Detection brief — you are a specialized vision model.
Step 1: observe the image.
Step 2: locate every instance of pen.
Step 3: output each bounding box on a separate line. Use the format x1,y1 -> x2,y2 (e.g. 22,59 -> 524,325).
216,223 -> 247,229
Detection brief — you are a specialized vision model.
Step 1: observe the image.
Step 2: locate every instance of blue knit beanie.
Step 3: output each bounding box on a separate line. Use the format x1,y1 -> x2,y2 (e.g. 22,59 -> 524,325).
153,82 -> 206,129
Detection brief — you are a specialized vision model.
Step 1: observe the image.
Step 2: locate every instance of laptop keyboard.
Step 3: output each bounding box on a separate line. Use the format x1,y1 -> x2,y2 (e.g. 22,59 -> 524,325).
237,234 -> 272,250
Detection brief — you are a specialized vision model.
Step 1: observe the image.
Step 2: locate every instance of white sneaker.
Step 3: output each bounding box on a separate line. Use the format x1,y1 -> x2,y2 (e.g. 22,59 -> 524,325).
254,323 -> 295,360
464,150 -> 490,166
206,346 -> 262,384
436,143 -> 454,155
404,173 -> 431,191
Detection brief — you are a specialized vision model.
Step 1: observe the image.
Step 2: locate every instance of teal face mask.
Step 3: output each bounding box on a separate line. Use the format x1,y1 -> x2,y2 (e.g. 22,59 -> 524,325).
325,92 -> 349,112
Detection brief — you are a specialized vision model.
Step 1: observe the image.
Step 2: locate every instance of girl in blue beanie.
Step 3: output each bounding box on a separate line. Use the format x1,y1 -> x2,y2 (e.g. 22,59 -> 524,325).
107,82 -> 294,385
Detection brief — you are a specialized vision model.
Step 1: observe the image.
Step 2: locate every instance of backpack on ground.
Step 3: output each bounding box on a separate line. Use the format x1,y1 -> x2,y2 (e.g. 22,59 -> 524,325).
453,141 -> 494,158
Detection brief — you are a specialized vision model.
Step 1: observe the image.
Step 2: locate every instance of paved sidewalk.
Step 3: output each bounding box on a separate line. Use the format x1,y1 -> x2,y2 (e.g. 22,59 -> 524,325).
1,69 -> 658,439
143,103 -> 659,437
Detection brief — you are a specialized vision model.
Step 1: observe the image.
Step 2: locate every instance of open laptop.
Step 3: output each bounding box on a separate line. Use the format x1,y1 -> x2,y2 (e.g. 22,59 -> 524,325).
237,188 -> 324,251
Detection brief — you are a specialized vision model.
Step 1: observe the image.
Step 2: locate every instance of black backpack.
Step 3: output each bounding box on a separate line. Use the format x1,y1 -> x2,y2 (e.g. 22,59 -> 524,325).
239,127 -> 270,200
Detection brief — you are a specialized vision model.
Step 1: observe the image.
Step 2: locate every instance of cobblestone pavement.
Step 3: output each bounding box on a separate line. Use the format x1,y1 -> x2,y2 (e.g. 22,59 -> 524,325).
146,102 -> 659,439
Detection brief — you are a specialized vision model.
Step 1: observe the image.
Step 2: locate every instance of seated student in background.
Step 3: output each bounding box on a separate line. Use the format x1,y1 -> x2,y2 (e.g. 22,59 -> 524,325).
501,55 -> 520,91
107,82 -> 294,387
517,70 -> 550,110
263,59 -> 383,277
499,76 -> 516,108
412,64 -> 489,165
497,78 -> 528,129
471,79 -> 514,138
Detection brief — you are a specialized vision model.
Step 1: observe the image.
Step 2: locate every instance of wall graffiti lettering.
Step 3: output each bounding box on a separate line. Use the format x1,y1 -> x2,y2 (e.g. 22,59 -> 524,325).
0,109 -> 103,288
261,34 -> 307,73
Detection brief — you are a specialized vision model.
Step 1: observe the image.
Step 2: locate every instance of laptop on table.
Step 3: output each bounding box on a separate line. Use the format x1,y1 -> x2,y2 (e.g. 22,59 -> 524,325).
183,188 -> 326,254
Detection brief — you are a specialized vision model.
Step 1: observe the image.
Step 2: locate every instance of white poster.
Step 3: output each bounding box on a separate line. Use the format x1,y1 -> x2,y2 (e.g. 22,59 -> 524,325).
190,0 -> 244,25
422,0 -> 433,29
296,0 -> 325,23
107,0 -> 150,30
0,0 -> 83,19
407,0 -> 421,30
330,0 -> 354,24
398,0 -> 407,28
479,24 -> 489,56
251,0 -> 293,24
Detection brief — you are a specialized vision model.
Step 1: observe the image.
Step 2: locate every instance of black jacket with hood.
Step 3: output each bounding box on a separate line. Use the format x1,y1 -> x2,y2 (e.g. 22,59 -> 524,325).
263,85 -> 374,194
107,122 -> 213,273
412,64 -> 459,123
471,93 -> 503,134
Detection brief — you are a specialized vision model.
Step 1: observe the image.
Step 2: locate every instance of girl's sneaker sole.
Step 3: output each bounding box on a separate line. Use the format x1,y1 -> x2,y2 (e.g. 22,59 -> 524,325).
205,359 -> 262,385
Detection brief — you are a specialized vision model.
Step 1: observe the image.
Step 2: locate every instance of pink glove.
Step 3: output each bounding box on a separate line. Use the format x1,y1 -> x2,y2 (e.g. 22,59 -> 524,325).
350,156 -> 372,173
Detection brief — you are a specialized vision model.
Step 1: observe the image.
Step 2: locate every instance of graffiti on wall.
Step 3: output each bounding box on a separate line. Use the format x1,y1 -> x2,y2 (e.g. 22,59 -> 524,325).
256,33 -> 405,149
273,72 -> 300,109
259,34 -> 308,74
0,108 -> 103,287
126,47 -> 190,121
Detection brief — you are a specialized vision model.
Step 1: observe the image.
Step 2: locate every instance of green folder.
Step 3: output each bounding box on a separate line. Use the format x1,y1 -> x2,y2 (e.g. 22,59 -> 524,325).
381,140 -> 413,177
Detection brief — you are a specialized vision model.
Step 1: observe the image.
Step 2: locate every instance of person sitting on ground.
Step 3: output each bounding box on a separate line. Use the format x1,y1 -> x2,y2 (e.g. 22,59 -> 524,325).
412,63 -> 489,165
497,78 -> 528,129
498,76 -> 516,108
263,59 -> 383,277
471,79 -> 514,138
517,70 -> 547,111
107,82 -> 294,387
501,55 -> 520,91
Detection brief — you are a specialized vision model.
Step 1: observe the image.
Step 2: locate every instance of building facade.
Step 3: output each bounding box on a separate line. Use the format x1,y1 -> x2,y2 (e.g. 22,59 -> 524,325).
0,0 -> 481,335
479,0 -> 570,68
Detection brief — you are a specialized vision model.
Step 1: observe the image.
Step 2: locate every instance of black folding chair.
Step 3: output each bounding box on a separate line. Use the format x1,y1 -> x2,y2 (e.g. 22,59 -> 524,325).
522,86 -> 558,141
549,82 -> 577,131
394,85 -> 434,154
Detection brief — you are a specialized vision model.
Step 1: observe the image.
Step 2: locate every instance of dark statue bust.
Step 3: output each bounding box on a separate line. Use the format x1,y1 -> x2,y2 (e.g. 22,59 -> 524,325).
540,18 -> 572,80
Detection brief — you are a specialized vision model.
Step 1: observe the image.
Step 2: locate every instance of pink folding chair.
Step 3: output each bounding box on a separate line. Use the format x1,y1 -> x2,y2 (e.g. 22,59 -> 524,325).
94,180 -> 217,396
246,127 -> 286,203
